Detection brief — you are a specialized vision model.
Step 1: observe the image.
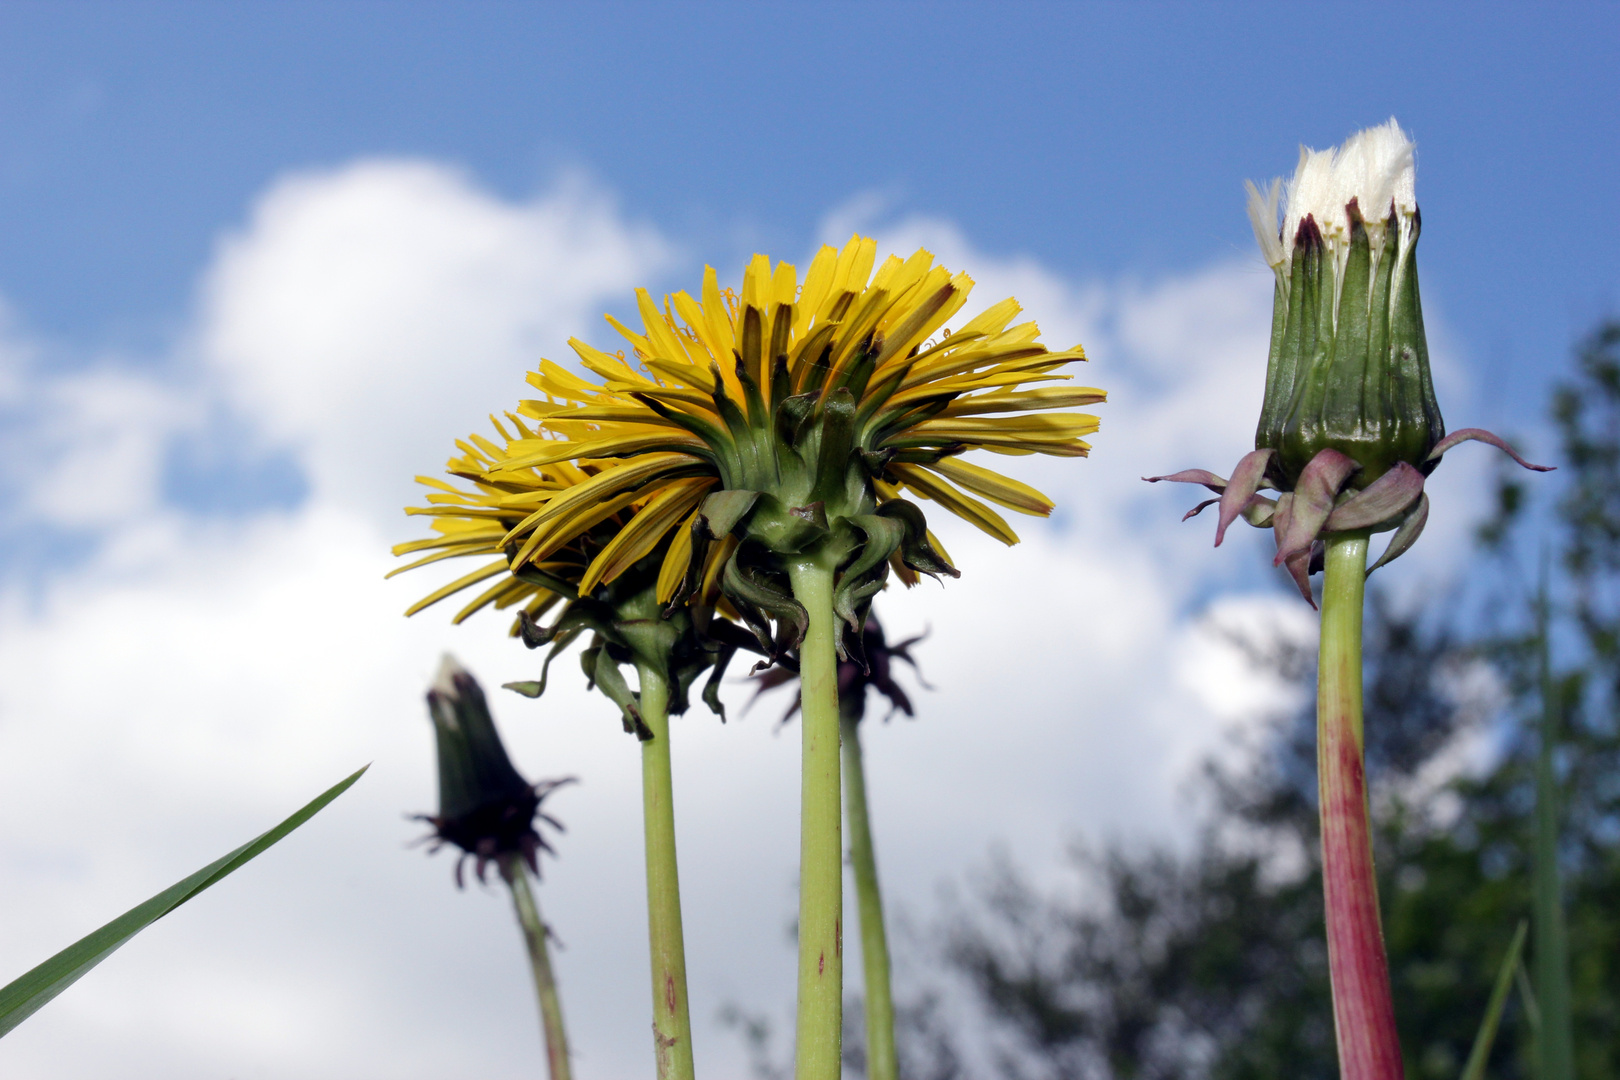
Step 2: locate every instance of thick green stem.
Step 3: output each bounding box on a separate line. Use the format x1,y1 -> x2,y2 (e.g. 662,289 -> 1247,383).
786,551 -> 843,1080
841,711 -> 896,1080
636,662 -> 696,1080
1533,574 -> 1575,1080
499,854 -> 573,1080
1318,533 -> 1403,1080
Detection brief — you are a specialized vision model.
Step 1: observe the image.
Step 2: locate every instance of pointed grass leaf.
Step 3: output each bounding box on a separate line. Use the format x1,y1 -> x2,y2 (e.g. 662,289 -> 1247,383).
1459,920 -> 1528,1080
0,765 -> 368,1038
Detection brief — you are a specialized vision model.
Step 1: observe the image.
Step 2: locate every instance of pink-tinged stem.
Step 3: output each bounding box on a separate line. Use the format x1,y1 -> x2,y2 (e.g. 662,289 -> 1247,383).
1318,533 -> 1404,1080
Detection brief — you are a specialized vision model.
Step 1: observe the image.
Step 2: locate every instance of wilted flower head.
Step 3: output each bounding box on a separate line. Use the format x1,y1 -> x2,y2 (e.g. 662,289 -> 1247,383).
415,655 -> 573,886
751,614 -> 925,725
1149,120 -> 1550,602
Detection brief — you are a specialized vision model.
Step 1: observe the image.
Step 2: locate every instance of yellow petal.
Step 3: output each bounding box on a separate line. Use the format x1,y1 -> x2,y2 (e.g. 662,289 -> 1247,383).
403,558 -> 510,617
386,542 -> 502,578
451,576 -> 533,625
741,254 -> 772,311
645,353 -> 716,392
579,476 -> 715,593
889,462 -> 1020,545
796,245 -> 839,336
770,259 -> 797,310
701,265 -> 736,356
927,458 -> 1055,516
954,296 -> 1021,338
656,504 -> 702,604
500,453 -> 705,551
913,413 -> 1101,439
940,387 -> 1108,416
671,291 -> 718,357
514,485 -> 645,567
501,431 -> 704,472
572,338 -> 654,386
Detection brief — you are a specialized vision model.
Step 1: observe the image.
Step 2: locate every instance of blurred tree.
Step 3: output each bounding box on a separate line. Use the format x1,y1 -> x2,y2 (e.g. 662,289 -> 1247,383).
936,321 -> 1620,1080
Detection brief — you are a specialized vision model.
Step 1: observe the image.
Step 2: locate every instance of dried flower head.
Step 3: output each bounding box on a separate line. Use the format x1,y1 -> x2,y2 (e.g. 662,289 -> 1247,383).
415,655 -> 573,886
750,614 -> 926,725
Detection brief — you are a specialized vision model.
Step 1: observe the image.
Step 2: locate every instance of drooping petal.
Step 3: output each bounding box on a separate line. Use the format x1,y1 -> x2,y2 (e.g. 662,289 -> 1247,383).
1274,449 -> 1358,567
1366,493 -> 1429,575
1216,449 -> 1275,546
1183,497 -> 1220,521
1322,462 -> 1426,532
1143,468 -> 1228,493
1426,427 -> 1555,472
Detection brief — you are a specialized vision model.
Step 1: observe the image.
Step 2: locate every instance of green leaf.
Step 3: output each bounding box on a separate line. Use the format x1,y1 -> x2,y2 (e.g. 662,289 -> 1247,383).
1459,919 -> 1527,1080
0,765 -> 368,1038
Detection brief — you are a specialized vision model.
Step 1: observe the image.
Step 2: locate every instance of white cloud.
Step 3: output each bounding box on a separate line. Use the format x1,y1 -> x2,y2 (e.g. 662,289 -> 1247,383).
0,175 -> 1488,1079
198,161 -> 671,520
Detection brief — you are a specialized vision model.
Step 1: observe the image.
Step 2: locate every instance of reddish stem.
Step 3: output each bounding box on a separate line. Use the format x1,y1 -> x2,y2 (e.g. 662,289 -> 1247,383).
1318,533 -> 1404,1079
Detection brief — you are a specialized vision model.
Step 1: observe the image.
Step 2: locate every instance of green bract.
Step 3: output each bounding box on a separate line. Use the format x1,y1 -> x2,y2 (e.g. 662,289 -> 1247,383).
1260,199 -> 1442,490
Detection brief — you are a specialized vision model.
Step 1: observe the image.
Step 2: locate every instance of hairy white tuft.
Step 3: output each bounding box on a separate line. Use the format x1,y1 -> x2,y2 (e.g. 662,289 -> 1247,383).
1245,177 -> 1285,269
432,652 -> 467,703
1250,118 -> 1417,272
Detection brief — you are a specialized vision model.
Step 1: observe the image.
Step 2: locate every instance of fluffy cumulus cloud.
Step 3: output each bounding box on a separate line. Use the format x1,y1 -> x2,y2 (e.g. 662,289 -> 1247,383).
0,168 -> 1485,1079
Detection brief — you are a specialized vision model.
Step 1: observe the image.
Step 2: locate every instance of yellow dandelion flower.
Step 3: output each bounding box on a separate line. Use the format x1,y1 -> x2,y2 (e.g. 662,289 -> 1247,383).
470,235 -> 1100,645
394,234 -> 1102,658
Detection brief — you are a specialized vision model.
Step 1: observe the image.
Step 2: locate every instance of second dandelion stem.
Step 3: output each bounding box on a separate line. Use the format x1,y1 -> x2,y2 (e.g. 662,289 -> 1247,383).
500,853 -> 573,1080
842,707 -> 896,1080
788,551 -> 843,1080
1318,533 -> 1403,1080
637,661 -> 695,1080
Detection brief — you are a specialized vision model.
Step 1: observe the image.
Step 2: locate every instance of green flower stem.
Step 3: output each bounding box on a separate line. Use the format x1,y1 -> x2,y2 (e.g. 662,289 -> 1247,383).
1317,533 -> 1403,1080
499,853 -> 573,1080
841,709 -> 896,1080
635,660 -> 696,1080
786,550 -> 844,1080
1534,575 -> 1575,1080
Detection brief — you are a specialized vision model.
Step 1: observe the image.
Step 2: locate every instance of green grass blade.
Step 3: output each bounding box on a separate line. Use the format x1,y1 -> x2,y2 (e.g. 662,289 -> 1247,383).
1515,957 -> 1541,1034
1459,919 -> 1528,1080
0,765 -> 367,1037
1534,563 -> 1576,1079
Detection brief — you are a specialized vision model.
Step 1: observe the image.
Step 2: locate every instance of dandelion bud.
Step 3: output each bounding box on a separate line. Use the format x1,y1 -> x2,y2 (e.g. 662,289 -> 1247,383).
1248,119 -> 1440,489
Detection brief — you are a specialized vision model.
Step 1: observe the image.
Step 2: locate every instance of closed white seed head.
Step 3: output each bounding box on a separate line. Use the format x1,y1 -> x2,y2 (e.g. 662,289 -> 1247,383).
1249,118 -> 1417,271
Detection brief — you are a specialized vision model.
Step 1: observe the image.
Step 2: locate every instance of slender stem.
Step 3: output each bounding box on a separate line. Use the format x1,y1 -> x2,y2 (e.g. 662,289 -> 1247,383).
786,551 -> 843,1080
1533,567 -> 1576,1080
1317,533 -> 1403,1080
842,710 -> 897,1080
499,854 -> 573,1080
636,661 -> 696,1080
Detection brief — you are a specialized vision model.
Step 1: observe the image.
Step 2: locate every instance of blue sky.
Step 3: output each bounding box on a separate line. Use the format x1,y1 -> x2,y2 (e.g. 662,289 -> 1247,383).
0,5 -> 1614,1079
2,3 -> 1616,402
